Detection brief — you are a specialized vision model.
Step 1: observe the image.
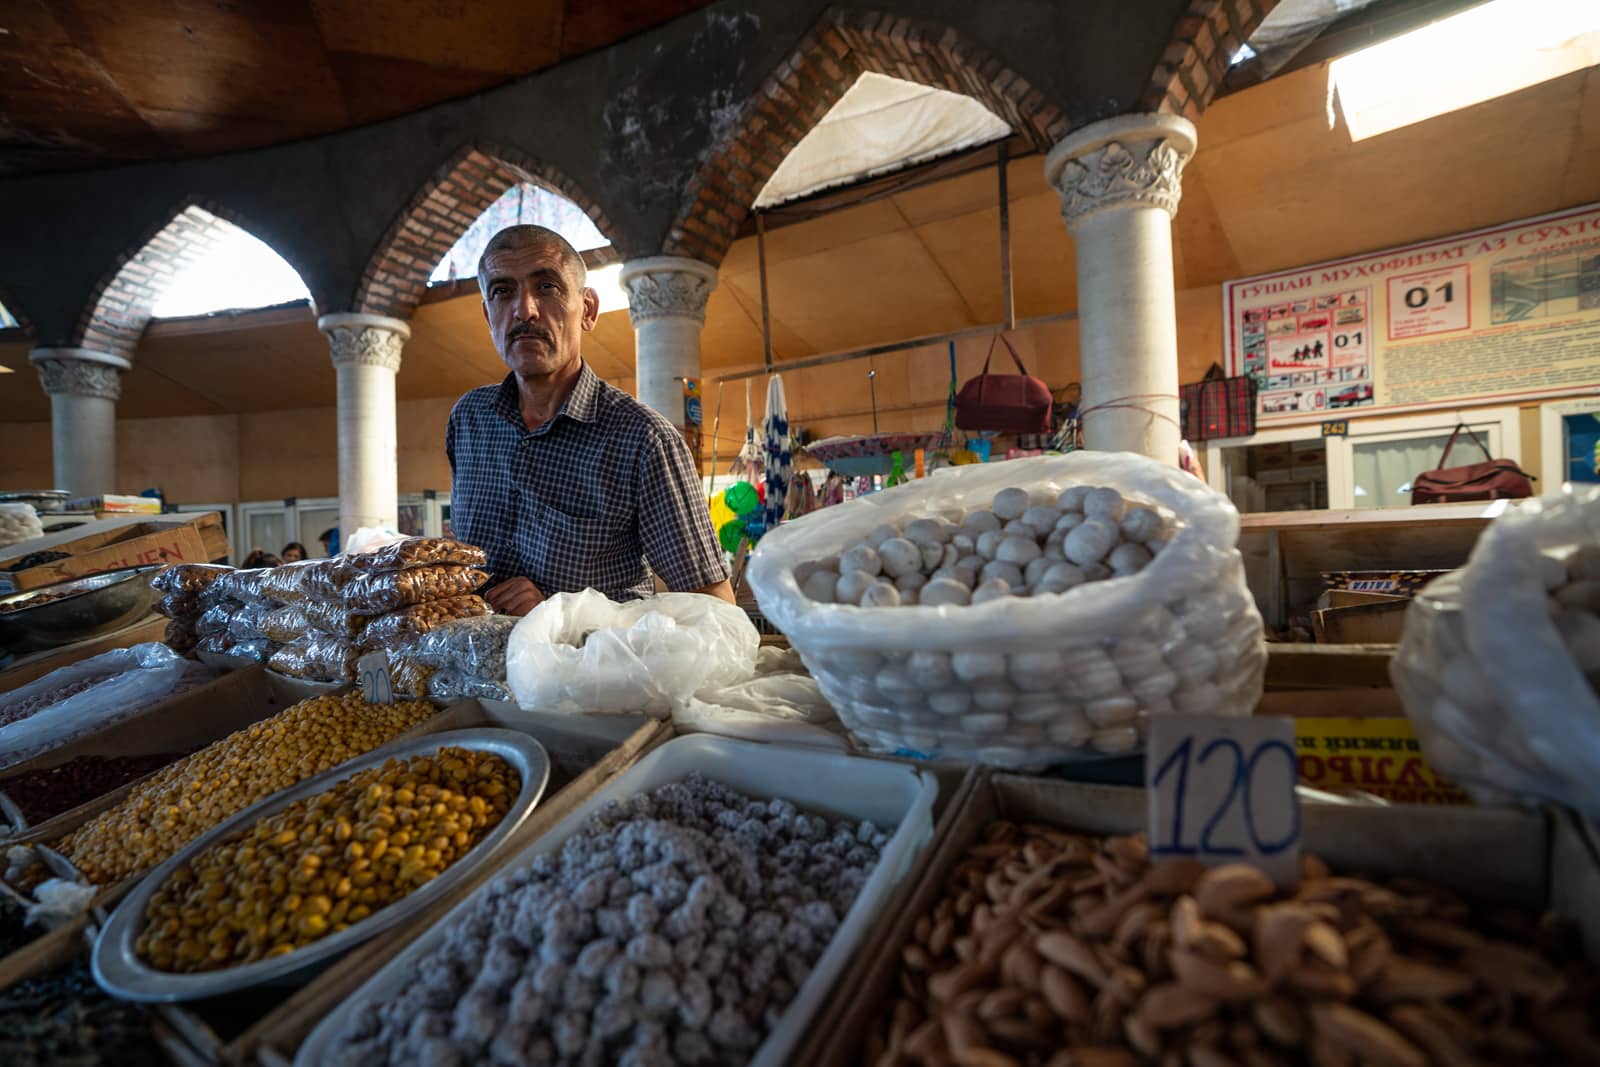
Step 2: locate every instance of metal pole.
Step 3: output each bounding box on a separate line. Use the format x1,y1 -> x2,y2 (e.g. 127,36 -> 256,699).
708,381 -> 724,497
998,141 -> 1014,332
757,211 -> 774,372
868,369 -> 879,432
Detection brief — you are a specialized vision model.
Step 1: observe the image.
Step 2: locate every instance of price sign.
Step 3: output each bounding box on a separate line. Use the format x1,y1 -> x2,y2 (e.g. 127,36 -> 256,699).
357,651 -> 394,705
1146,714 -> 1300,885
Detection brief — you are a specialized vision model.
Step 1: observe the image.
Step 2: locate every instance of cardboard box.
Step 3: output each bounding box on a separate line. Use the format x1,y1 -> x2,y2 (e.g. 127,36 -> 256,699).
0,513 -> 228,593
1320,569 -> 1449,598
1313,598 -> 1409,643
807,775 -> 1600,1065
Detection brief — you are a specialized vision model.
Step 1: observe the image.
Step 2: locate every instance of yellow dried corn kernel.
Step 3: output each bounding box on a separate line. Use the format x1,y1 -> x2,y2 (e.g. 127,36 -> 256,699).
136,747 -> 517,973
60,693 -> 436,885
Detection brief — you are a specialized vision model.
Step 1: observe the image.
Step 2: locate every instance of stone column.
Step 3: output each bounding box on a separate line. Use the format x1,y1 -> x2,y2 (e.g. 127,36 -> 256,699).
317,313 -> 409,537
618,256 -> 718,426
30,347 -> 129,496
1045,114 -> 1197,462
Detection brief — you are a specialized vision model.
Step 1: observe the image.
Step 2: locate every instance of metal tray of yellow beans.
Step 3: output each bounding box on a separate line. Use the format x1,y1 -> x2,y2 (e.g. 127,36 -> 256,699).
89,727 -> 551,1001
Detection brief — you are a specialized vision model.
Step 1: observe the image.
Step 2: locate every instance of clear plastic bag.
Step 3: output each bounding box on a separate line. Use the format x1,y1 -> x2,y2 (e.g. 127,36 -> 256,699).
341,565 -> 487,614
196,633 -> 275,670
386,655 -> 436,698
402,614 -> 518,677
259,559 -> 324,603
0,503 -> 44,550
268,635 -> 360,682
196,599 -> 240,637
164,618 -> 198,655
506,589 -> 759,716
1392,486 -> 1600,818
301,558 -> 360,602
426,670 -> 512,703
301,597 -> 372,639
0,643 -> 214,771
359,595 -> 491,648
259,603 -> 312,643
153,592 -> 199,620
746,452 -> 1265,769
214,567 -> 274,602
344,536 -> 487,573
228,601 -> 272,642
151,563 -> 232,595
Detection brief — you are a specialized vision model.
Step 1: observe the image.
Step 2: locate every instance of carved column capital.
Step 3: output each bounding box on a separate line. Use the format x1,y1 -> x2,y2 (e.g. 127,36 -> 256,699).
318,312 -> 411,372
30,347 -> 130,401
1044,114 -> 1197,230
618,256 -> 719,327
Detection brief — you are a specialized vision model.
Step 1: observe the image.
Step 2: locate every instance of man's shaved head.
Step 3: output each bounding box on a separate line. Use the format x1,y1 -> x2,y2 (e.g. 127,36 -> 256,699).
477,225 -> 587,296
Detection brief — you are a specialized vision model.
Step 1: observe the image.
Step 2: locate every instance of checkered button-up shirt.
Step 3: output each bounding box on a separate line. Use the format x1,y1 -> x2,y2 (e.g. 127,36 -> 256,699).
446,362 -> 728,601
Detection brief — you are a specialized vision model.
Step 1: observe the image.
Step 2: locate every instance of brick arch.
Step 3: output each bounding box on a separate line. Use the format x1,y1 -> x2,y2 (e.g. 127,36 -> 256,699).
353,145 -> 625,321
75,198 -> 312,362
1141,0 -> 1281,119
664,9 -> 1072,266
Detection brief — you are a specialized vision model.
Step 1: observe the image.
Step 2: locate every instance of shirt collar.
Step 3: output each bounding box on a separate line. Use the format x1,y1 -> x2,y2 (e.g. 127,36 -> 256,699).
494,361 -> 602,433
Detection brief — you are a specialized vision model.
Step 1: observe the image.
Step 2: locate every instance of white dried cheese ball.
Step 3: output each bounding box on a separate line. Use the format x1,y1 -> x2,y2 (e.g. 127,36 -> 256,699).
895,572 -> 927,594
1120,507 -> 1163,543
835,570 -> 876,605
1084,487 -> 1125,519
840,544 -> 882,576
1023,557 -> 1053,587
1021,505 -> 1063,535
908,650 -> 955,688
877,537 -> 922,578
903,518 -> 948,546
861,581 -> 901,608
996,536 -> 1041,566
961,510 -> 1002,536
803,569 -> 839,602
1064,522 -> 1115,566
1009,650 -> 1065,691
1057,485 -> 1092,512
976,529 -> 1004,561
980,560 -> 1024,588
992,487 -> 1031,521
972,578 -> 1012,605
1083,562 -> 1113,582
868,523 -> 902,547
952,651 -> 1008,683
920,577 -> 972,607
1108,542 -> 1154,576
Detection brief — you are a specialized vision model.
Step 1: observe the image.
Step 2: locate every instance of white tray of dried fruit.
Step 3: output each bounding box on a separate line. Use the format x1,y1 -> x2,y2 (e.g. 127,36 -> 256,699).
296,734 -> 938,1067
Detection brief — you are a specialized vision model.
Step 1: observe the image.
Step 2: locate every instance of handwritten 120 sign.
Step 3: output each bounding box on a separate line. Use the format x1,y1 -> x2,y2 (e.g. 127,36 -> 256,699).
1146,714 -> 1300,886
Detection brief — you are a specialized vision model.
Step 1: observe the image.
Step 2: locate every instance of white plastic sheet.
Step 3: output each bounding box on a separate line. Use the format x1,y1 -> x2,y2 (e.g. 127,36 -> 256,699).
506,589 -> 759,717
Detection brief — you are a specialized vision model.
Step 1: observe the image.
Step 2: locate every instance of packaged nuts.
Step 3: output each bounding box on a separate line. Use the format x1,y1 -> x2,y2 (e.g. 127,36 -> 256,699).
359,595 -> 491,648
342,565 -> 487,615
151,563 -> 231,595
345,537 -> 488,573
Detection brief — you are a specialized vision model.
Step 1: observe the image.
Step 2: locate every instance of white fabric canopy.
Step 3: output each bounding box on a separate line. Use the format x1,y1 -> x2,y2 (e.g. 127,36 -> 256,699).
755,72 -> 1011,208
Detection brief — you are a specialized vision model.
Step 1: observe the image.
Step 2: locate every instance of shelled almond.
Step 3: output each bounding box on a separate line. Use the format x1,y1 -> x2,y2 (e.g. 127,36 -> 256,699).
868,822 -> 1600,1067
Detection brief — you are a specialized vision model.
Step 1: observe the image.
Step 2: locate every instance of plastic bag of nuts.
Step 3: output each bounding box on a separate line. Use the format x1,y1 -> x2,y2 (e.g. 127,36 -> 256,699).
259,603 -> 312,643
259,559 -> 324,603
301,596 -> 373,639
150,563 -> 231,595
870,821 -> 1600,1067
747,453 -> 1265,769
152,591 -> 200,620
345,536 -> 487,573
359,595 -> 491,649
268,635 -> 361,682
402,614 -> 518,678
342,564 -> 487,614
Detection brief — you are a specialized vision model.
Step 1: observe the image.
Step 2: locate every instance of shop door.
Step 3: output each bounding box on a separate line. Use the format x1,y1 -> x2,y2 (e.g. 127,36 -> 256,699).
237,502 -> 291,561
294,499 -> 340,558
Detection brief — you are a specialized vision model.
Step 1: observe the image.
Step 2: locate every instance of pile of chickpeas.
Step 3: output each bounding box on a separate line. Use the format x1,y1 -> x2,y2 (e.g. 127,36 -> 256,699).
59,692 -> 436,886
136,747 -> 517,972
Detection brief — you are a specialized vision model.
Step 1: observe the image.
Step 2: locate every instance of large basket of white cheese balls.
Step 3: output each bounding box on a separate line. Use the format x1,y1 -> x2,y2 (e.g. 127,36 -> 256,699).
748,452 -> 1265,768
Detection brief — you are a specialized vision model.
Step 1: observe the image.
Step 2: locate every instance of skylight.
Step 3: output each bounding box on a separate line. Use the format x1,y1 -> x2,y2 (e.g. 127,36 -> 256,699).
430,183 -> 610,285
755,72 -> 1012,208
1331,0 -> 1600,141
150,225 -> 311,318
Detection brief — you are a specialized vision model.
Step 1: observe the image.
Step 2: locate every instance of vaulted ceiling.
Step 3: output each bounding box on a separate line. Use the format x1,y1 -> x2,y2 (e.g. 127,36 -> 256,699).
0,0 -> 715,175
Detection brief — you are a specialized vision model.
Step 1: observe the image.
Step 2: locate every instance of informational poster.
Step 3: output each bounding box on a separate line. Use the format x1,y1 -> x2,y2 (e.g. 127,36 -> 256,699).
1295,717 -> 1470,806
1224,202 -> 1600,424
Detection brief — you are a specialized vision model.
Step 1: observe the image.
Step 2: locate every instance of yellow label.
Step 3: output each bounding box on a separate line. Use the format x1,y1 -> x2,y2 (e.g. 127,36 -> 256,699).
1295,717 -> 1471,805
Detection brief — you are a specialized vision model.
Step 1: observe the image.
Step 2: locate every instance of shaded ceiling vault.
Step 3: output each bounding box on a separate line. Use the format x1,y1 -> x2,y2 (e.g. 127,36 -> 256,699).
0,0 -> 1278,356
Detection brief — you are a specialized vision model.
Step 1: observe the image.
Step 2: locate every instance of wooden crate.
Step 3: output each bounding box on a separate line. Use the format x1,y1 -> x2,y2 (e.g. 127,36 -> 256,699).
0,512 -> 228,592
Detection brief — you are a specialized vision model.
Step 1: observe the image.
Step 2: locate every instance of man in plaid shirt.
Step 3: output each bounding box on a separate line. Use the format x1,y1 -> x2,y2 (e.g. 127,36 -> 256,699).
446,225 -> 732,614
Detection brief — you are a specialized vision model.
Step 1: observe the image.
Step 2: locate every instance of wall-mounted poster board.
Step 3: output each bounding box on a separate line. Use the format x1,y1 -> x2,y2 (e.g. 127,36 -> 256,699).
1223,202 -> 1600,426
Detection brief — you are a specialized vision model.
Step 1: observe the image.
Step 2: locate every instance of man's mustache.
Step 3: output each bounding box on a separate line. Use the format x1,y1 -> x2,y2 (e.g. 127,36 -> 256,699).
508,324 -> 554,345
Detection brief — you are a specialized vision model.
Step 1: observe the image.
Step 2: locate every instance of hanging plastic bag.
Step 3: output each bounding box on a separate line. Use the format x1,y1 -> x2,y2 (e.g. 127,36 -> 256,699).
676,647 -> 845,748
1392,486 -> 1600,818
506,589 -> 759,716
0,643 -> 213,771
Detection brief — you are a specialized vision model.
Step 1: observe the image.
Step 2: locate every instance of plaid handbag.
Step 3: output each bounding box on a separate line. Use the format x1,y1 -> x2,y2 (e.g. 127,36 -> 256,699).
1181,363 -> 1258,441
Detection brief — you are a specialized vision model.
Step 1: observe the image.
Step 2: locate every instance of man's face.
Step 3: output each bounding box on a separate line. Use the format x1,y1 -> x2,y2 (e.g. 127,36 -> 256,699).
480,242 -> 599,380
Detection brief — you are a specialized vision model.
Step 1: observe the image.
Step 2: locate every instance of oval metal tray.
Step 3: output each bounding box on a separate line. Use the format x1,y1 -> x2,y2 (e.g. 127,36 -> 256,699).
0,564 -> 162,652
91,727 -> 550,1002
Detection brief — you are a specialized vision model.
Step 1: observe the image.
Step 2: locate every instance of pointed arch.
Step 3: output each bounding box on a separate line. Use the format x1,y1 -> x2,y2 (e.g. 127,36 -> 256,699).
1141,0 -> 1281,118
354,145 -> 625,320
73,197 -> 314,362
664,9 -> 1071,266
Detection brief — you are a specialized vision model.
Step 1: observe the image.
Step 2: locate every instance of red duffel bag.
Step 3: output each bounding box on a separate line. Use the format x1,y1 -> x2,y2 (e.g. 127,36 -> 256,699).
955,335 -> 1052,434
1411,423 -> 1535,504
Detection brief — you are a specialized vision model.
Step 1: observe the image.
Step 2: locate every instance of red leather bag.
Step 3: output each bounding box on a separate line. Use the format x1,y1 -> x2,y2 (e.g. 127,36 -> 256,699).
955,335 -> 1052,434
1410,423 -> 1535,504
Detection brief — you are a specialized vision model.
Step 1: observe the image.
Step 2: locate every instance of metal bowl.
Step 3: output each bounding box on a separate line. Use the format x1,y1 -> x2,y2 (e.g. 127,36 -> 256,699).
0,490 -> 71,513
0,565 -> 163,653
91,728 -> 551,1001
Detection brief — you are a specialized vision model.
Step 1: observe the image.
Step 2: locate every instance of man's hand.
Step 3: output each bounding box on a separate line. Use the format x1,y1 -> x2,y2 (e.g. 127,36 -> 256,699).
484,577 -> 545,616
